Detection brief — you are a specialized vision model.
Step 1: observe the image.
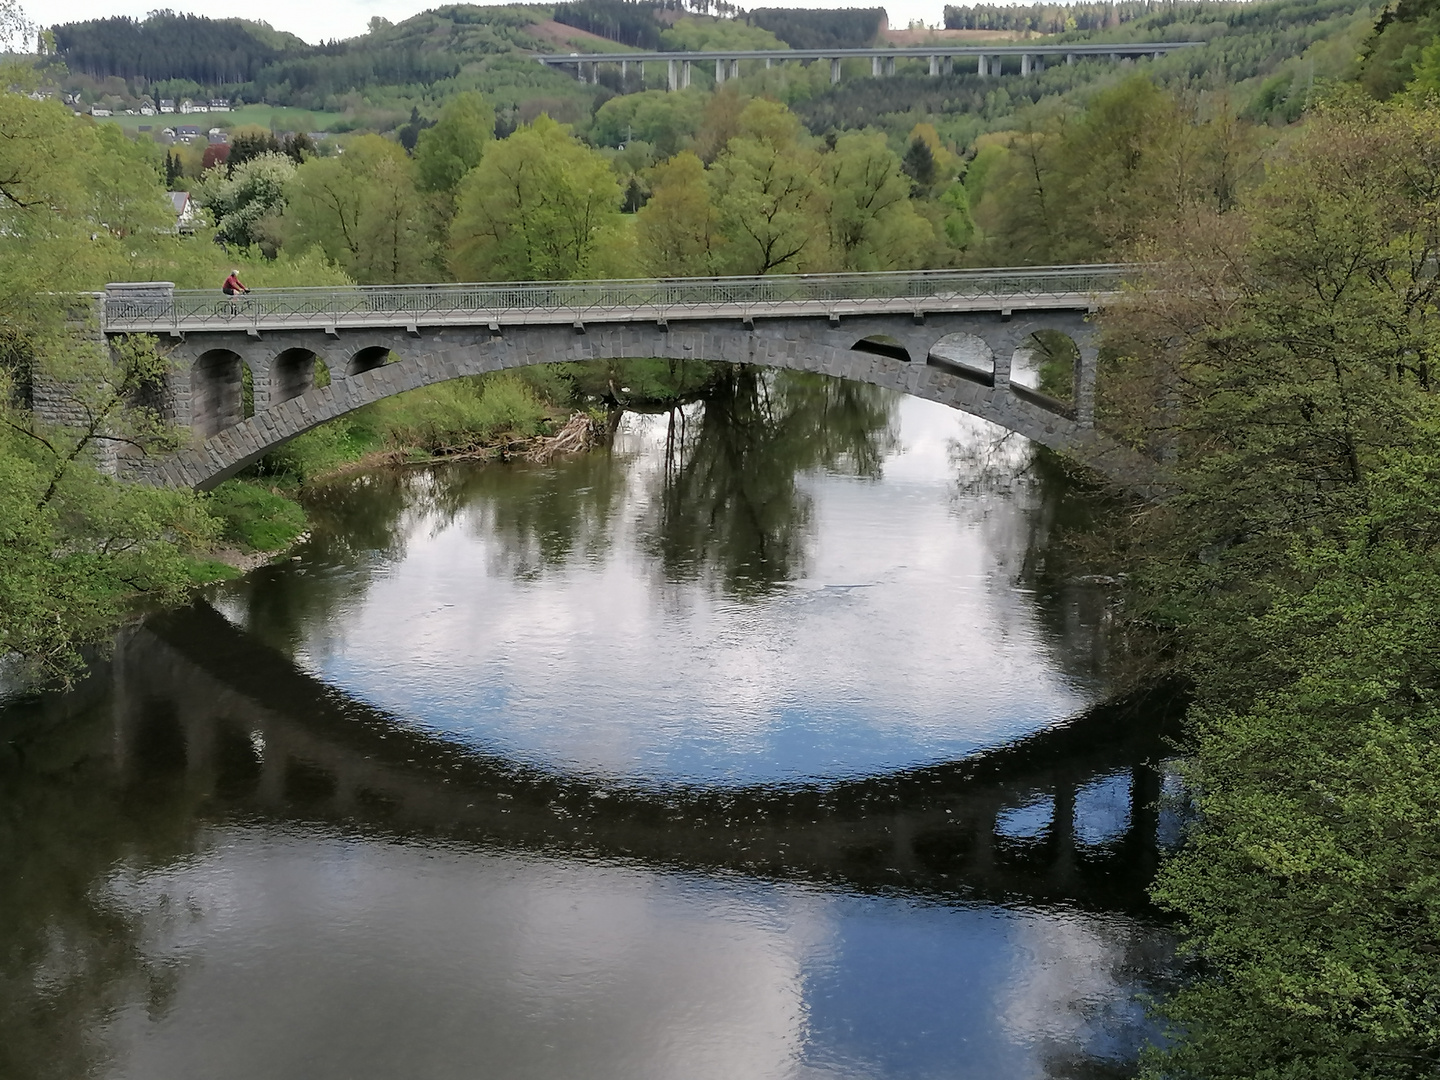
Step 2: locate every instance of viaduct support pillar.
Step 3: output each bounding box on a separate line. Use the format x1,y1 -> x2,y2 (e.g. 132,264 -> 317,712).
1021,54 -> 1031,76
715,58 -> 726,84
729,58 -> 739,80
830,57 -> 842,84
872,55 -> 882,77
977,53 -> 988,76
928,55 -> 938,76
683,60 -> 691,88
667,58 -> 677,91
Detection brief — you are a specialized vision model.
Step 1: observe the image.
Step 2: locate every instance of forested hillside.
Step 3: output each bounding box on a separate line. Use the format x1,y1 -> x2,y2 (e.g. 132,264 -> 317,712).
52,13 -> 309,84
45,0 -> 1381,156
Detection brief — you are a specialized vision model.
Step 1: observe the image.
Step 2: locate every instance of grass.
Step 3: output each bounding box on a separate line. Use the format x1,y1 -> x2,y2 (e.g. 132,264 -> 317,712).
100,104 -> 347,135
206,480 -> 310,551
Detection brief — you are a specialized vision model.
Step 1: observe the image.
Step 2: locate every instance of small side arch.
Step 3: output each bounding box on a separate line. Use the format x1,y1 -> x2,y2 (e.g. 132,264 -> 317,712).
926,332 -> 997,387
851,335 -> 911,363
346,345 -> 393,377
191,349 -> 250,437
270,347 -> 322,405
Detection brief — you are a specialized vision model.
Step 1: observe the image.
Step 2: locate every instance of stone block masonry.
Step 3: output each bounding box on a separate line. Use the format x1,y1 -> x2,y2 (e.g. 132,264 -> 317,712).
104,309 -> 1165,497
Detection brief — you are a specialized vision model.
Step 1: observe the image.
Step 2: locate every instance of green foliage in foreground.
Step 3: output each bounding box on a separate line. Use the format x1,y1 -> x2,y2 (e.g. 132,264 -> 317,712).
1093,97 -> 1440,1079
0,340 -> 221,684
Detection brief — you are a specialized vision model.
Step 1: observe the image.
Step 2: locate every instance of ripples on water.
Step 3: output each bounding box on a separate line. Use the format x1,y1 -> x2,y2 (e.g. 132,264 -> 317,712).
0,371 -> 1179,1080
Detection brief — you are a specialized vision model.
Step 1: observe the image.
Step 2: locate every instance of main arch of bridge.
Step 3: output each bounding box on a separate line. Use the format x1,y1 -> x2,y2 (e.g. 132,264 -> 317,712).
125,309 -> 1154,491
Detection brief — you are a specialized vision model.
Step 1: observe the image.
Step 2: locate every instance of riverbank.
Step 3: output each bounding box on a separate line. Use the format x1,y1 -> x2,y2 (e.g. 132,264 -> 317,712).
195,361 -> 720,578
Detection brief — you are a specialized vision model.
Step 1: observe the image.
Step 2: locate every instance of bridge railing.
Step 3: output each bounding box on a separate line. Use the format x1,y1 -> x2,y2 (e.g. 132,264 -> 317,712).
101,265 -> 1133,332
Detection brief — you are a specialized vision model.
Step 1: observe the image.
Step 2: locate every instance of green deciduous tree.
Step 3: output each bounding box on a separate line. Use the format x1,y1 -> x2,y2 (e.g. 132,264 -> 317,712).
448,115 -> 624,281
823,131 -> 934,271
970,77 -> 1260,265
634,151 -> 723,277
1092,97 -> 1440,1080
283,135 -> 436,283
591,90 -> 705,158
709,99 -> 826,274
414,91 -> 494,195
198,150 -> 295,252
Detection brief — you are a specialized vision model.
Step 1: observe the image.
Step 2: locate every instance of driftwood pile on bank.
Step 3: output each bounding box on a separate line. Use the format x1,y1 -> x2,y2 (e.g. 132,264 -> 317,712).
525,412 -> 600,463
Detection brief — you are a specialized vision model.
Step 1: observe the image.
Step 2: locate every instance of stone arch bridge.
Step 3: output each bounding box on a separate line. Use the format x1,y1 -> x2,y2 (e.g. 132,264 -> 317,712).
95,267 -> 1160,492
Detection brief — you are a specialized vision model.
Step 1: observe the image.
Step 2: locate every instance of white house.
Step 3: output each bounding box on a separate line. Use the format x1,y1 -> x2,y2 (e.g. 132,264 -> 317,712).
179,99 -> 199,114
159,99 -> 176,113
90,106 -> 111,117
208,98 -> 231,112
169,191 -> 197,233
140,102 -> 156,116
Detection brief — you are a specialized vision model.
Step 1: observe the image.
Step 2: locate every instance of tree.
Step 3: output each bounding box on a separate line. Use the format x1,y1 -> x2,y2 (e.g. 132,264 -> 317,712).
284,135 -> 435,283
414,91 -> 493,195
635,151 -> 722,276
901,136 -> 936,191
448,115 -> 623,281
226,128 -> 281,174
823,131 -> 934,270
969,77 -> 1260,265
199,150 -> 295,252
0,110 -> 221,675
591,89 -> 706,157
1091,98 -> 1440,1080
708,99 -> 826,275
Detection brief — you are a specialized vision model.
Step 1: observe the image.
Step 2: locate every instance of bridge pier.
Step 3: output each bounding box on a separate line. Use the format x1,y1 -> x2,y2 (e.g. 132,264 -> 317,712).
1075,343 -> 1098,427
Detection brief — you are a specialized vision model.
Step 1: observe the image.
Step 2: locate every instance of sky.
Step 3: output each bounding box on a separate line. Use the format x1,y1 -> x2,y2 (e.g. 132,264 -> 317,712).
31,0 -> 955,46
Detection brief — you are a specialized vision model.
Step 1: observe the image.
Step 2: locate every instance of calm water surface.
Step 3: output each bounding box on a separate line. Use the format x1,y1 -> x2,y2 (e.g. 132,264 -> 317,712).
1,369 -> 1179,1080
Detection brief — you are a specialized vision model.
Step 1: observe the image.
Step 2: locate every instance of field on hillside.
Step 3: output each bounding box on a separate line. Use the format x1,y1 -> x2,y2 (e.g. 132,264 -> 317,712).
99,104 -> 345,134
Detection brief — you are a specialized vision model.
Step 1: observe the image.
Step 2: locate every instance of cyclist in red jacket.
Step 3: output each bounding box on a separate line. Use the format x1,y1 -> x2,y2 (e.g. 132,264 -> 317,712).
222,270 -> 249,296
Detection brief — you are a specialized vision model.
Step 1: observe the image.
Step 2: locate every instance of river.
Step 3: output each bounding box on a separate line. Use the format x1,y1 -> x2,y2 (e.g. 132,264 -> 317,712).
0,367 -> 1180,1080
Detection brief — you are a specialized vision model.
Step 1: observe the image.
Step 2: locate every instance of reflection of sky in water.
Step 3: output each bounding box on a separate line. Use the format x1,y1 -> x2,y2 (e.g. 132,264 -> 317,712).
1075,770 -> 1134,848
98,827 -> 1165,1080
996,794 -> 1056,840
266,394 -> 1098,786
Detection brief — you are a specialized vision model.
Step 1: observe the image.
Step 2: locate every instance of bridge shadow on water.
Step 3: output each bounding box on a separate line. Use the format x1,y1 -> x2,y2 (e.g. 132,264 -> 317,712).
115,600 -> 1185,916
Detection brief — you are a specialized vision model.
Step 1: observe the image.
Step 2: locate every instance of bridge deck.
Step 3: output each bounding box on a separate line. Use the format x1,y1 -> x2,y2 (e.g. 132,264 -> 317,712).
535,43 -> 1202,63
102,266 -> 1130,335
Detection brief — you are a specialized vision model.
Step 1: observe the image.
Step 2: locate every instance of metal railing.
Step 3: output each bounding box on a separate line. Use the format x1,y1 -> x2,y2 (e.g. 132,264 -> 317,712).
101,265 -> 1133,333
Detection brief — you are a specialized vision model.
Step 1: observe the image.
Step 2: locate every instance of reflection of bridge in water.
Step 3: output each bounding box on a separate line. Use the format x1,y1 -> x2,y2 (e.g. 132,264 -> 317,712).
122,603 -> 1180,914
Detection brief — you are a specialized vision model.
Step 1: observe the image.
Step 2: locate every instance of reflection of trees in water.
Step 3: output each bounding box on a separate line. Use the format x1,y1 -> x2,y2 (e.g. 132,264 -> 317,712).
0,684 -> 206,1080
941,418 -> 1134,694
644,367 -> 900,597
1012,450 -> 1141,691
433,450 -> 629,581
221,470 -> 417,651
221,367 -> 901,642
